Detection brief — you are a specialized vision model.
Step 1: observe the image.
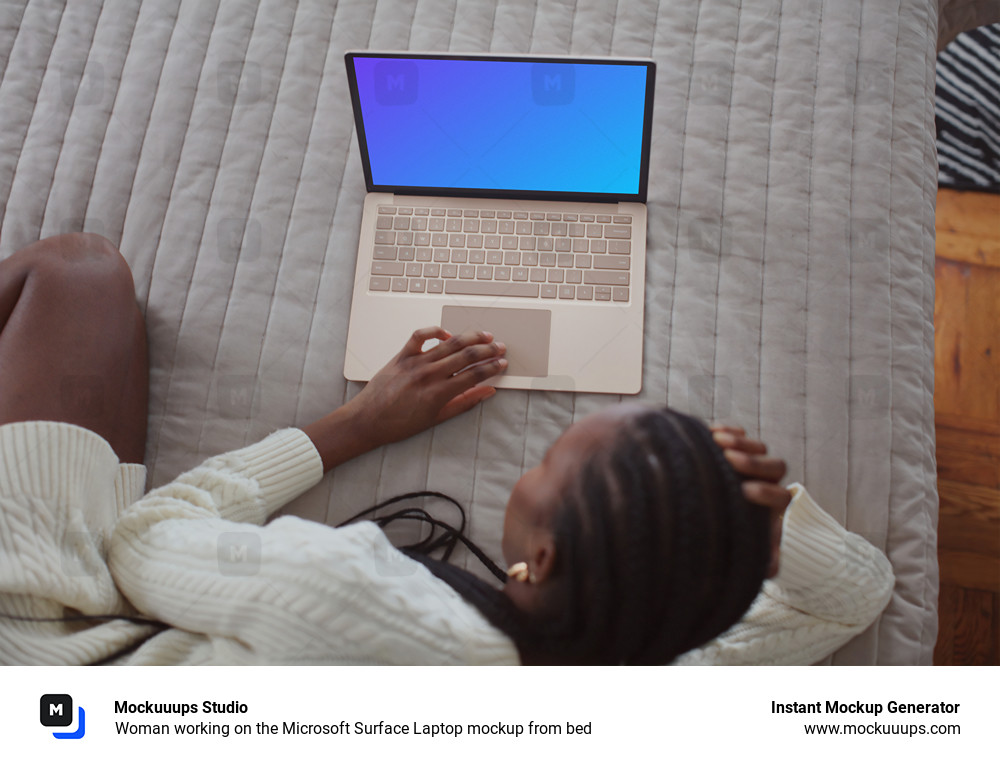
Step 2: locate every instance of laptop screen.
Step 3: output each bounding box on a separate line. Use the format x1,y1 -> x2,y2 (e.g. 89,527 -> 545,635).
345,53 -> 655,202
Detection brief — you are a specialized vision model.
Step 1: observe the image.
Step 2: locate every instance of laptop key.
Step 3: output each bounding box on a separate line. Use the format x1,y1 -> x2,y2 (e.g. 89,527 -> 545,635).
373,246 -> 397,260
376,216 -> 393,230
593,255 -> 631,270
369,276 -> 391,291
541,284 -> 557,298
377,206 -> 396,214
613,215 -> 632,223
427,279 -> 444,294
595,286 -> 612,301
391,278 -> 408,292
441,264 -> 459,279
374,232 -> 395,245
409,279 -> 426,293
608,240 -> 631,254
604,225 -> 631,239
572,239 -> 589,253
459,265 -> 476,279
613,287 -> 630,302
585,271 -> 630,286
577,285 -> 594,300
558,285 -> 575,299
405,263 -> 423,277
445,281 -> 540,298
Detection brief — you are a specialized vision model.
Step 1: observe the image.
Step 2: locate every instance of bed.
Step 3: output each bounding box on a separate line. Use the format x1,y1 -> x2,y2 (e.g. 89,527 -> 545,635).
1,0 -> 995,664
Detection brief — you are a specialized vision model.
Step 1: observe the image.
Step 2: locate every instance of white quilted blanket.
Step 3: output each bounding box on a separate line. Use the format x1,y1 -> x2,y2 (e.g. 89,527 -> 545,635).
0,0 -> 968,664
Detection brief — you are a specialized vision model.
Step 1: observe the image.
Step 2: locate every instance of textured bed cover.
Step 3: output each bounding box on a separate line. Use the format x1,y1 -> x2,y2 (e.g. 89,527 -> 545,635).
0,0 -> 967,664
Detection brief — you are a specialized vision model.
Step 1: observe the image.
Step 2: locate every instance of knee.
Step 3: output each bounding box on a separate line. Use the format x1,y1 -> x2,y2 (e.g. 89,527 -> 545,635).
31,232 -> 138,310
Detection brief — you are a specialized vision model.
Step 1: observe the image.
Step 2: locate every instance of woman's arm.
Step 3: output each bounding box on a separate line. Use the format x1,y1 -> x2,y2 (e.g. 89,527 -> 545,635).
108,327 -> 507,655
304,327 -> 506,472
673,426 -> 895,665
675,483 -> 894,665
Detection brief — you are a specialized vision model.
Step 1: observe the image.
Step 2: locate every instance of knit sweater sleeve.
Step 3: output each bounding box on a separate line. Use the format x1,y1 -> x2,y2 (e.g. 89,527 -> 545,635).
108,429 -> 517,664
674,483 -> 895,665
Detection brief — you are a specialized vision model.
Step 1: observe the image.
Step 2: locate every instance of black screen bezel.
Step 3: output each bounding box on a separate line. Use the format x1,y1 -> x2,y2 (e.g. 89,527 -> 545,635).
344,51 -> 655,203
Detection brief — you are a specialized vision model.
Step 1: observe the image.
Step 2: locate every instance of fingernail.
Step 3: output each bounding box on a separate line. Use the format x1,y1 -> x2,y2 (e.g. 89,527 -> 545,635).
496,342 -> 506,354
713,431 -> 736,446
498,358 -> 508,368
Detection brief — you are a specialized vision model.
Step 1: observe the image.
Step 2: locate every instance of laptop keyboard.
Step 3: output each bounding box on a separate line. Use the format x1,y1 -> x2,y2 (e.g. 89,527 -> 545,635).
368,206 -> 632,302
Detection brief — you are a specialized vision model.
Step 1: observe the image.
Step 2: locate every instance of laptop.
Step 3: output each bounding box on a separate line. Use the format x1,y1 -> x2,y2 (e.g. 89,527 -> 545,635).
343,51 -> 655,394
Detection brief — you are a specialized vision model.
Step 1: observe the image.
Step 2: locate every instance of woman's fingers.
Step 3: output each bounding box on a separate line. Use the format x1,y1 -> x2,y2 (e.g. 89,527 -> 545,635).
400,326 -> 452,357
741,480 -> 793,513
420,329 -> 494,364
723,449 -> 787,483
436,385 -> 497,423
436,338 -> 507,378
712,429 -> 767,454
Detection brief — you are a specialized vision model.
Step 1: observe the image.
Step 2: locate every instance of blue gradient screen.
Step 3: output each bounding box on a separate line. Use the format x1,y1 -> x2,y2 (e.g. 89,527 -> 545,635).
350,56 -> 650,196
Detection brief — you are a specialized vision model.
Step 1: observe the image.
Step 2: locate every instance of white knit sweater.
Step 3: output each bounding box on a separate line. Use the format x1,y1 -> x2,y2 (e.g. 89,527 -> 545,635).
0,421 -> 894,665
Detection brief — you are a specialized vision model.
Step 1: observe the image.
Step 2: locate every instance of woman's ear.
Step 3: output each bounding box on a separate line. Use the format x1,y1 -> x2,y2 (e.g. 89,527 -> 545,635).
529,536 -> 557,584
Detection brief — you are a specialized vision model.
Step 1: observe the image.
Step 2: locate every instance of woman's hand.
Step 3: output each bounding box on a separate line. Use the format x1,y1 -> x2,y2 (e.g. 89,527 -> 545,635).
303,327 -> 506,472
710,424 -> 790,578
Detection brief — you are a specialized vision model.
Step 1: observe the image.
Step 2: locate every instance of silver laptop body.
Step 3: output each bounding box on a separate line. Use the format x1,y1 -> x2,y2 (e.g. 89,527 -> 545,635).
343,52 -> 655,394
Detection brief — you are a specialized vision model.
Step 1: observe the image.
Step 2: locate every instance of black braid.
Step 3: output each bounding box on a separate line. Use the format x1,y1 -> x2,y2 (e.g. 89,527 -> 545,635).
398,407 -> 772,665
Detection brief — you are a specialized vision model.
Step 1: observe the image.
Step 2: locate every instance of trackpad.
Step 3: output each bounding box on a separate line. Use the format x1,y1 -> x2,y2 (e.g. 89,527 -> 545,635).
441,306 -> 551,377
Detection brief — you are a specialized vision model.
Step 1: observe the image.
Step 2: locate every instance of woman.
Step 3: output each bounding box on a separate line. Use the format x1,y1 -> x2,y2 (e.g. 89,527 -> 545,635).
0,234 -> 893,665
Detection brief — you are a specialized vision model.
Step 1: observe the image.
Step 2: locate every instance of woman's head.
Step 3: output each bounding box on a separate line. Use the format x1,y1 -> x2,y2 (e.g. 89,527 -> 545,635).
501,404 -> 772,664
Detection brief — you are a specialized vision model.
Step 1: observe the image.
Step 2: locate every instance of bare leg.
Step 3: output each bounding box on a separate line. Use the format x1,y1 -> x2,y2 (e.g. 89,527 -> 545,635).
0,233 -> 148,463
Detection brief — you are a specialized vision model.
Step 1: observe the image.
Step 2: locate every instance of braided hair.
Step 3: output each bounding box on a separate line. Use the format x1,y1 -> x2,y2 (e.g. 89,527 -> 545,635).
394,407 -> 772,665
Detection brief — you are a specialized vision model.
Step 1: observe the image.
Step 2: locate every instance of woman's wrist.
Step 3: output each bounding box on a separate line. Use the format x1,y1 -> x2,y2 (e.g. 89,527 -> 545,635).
302,402 -> 380,473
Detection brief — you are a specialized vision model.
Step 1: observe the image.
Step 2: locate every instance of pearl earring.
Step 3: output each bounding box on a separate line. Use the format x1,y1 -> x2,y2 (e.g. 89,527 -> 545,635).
506,561 -> 530,582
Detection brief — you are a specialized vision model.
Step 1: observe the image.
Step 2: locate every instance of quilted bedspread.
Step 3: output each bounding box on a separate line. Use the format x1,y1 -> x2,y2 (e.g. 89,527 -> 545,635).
1,0 -> 978,664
